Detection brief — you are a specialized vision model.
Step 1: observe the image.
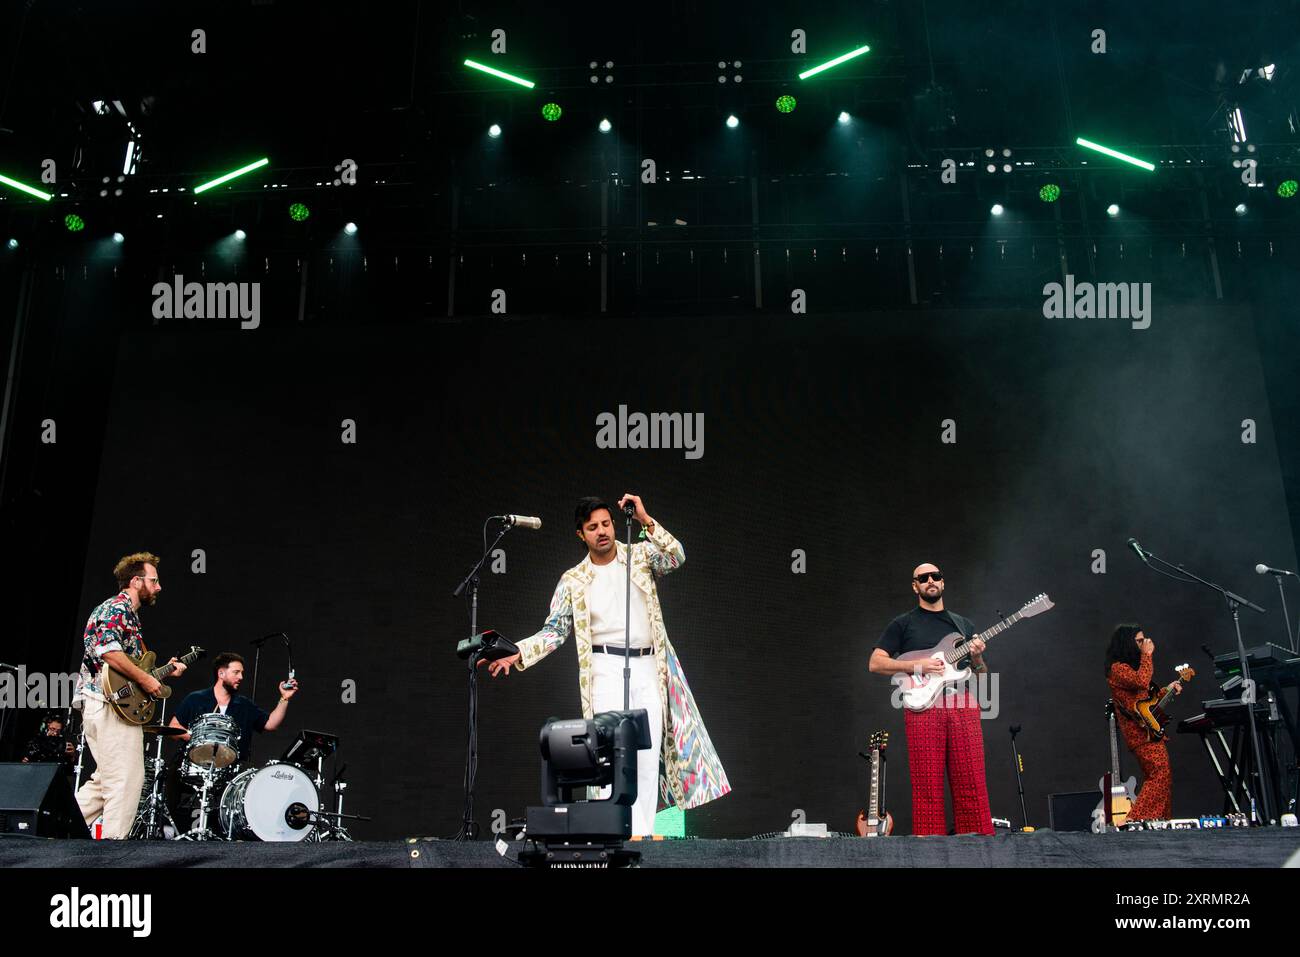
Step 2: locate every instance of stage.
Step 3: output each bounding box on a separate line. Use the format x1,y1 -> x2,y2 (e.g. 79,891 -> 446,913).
3,829 -> 1298,868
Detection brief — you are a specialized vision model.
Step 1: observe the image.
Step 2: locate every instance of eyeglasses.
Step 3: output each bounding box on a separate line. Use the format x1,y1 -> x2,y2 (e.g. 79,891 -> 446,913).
135,576 -> 160,584
913,572 -> 943,583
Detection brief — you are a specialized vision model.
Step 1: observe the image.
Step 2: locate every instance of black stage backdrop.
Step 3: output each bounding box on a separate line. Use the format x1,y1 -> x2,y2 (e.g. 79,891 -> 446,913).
73,306 -> 1297,838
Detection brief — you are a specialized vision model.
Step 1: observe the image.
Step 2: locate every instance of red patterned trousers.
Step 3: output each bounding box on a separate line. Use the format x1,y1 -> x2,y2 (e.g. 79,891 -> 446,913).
903,691 -> 994,835
1121,724 -> 1173,821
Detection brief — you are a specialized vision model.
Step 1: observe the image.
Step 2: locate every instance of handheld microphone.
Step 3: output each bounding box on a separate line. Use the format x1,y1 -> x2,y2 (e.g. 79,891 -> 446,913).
1255,564 -> 1296,577
495,515 -> 542,529
1127,538 -> 1150,562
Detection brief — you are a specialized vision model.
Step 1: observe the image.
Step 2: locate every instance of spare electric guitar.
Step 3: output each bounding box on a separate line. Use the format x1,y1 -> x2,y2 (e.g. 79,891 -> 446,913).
1091,700 -> 1137,832
894,594 -> 1054,711
1131,664 -> 1194,742
103,646 -> 205,725
855,731 -> 894,837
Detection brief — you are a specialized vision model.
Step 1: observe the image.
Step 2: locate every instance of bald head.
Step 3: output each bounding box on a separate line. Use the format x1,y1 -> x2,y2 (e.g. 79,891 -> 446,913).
911,562 -> 945,608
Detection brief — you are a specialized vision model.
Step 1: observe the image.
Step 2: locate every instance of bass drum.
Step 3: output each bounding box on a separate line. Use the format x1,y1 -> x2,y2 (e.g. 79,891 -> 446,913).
219,763 -> 319,841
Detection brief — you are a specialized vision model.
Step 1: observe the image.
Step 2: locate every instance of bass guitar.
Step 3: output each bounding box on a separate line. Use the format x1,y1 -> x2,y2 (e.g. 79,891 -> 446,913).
103,646 -> 205,725
1130,665 -> 1194,742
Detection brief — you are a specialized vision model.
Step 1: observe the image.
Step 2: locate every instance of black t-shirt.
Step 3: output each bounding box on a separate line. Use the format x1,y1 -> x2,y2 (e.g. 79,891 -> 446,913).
175,689 -> 270,764
876,606 -> 976,658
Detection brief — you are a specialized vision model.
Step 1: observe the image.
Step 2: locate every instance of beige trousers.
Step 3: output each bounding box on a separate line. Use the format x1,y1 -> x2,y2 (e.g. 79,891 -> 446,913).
75,696 -> 144,839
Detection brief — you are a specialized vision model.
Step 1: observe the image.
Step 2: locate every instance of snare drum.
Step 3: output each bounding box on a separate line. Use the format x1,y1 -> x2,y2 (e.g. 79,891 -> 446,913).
219,762 -> 319,842
186,712 -> 240,769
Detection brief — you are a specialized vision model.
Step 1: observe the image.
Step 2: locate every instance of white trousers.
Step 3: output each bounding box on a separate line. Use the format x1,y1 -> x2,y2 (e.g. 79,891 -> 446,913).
76,696 -> 144,839
591,652 -> 664,836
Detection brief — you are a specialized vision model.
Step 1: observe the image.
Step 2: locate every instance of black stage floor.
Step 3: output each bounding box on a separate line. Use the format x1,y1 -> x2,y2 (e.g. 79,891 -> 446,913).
3,829 -> 1298,868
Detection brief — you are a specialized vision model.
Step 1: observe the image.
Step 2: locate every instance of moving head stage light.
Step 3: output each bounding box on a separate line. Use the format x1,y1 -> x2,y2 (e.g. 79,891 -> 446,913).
521,710 -> 652,868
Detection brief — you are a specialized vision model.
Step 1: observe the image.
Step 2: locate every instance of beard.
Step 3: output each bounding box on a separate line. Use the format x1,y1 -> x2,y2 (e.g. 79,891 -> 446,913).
141,590 -> 157,606
593,537 -> 614,554
919,585 -> 944,604
221,680 -> 239,696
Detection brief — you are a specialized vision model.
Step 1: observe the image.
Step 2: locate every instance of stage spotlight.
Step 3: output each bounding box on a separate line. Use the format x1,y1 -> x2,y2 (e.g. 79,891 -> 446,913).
775,95 -> 796,113
289,202 -> 310,222
234,229 -> 247,241
541,102 -> 562,122
990,204 -> 1004,216
986,164 -> 996,173
488,123 -> 502,138
1278,179 -> 1298,198
5,238 -> 16,250
1038,183 -> 1061,203
65,214 -> 85,232
726,114 -> 739,128
838,111 -> 851,124
344,222 -> 358,235
598,118 -> 612,133
1107,204 -> 1120,216
112,232 -> 125,244
1235,203 -> 1247,215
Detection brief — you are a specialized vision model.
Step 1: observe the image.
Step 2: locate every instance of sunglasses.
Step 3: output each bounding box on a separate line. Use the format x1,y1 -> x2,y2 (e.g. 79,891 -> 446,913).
913,572 -> 944,583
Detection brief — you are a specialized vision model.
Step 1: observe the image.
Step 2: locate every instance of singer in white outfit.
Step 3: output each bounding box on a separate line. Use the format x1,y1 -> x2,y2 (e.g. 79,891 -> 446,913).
484,493 -> 731,836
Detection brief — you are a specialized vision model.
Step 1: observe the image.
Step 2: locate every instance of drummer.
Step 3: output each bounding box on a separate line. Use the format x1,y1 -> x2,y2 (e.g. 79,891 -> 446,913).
169,652 -> 299,765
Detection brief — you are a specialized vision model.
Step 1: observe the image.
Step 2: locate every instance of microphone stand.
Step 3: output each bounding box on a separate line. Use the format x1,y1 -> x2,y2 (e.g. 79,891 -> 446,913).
249,633 -> 280,710
623,503 -> 635,712
1137,545 -> 1275,824
1269,575 -> 1296,654
451,518 -> 514,840
0,663 -> 16,760
1009,725 -> 1031,831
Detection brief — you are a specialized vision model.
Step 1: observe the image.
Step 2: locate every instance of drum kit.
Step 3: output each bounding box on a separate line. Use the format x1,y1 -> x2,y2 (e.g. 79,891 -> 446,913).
130,717 -> 367,842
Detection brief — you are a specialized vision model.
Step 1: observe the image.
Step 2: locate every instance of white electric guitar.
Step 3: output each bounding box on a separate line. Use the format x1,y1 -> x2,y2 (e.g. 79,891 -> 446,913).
894,594 -> 1054,711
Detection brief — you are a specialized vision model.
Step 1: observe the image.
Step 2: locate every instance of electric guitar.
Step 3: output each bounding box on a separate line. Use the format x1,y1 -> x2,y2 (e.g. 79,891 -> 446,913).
103,646 -> 204,725
894,594 -> 1054,711
1131,665 -> 1194,742
855,731 -> 894,837
1091,700 -> 1137,832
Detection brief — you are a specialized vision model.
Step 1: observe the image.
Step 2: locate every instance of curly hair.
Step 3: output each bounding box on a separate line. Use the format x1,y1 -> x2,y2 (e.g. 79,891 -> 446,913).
113,552 -> 161,590
1105,623 -> 1144,678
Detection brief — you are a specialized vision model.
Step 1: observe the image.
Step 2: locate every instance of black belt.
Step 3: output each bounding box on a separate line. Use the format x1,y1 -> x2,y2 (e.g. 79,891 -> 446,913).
591,645 -> 653,657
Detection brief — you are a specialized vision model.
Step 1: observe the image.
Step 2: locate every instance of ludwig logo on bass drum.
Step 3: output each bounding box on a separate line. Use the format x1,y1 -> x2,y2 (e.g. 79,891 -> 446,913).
271,770 -> 295,781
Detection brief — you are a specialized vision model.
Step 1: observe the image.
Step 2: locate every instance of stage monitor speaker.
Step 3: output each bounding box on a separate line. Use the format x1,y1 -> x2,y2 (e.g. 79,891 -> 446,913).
1048,790 -> 1099,832
0,763 -> 90,838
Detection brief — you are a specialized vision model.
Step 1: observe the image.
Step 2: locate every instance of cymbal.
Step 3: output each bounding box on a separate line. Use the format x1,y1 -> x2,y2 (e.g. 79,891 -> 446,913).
143,726 -> 187,736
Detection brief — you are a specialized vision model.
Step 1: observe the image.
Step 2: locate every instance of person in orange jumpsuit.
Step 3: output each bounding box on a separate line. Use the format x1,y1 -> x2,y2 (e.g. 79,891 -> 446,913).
1105,624 -> 1183,822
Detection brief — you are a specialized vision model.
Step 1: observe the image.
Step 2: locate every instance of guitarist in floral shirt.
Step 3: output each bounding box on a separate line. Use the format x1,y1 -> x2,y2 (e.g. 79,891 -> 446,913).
73,552 -> 187,839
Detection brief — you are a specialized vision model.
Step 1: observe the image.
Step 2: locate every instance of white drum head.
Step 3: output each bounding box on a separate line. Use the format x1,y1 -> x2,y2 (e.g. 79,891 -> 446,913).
242,764 -> 318,841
